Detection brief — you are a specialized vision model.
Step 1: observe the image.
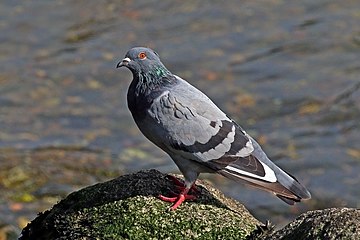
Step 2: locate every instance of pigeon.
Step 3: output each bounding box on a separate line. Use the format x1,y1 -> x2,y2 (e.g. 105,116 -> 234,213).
117,47 -> 311,210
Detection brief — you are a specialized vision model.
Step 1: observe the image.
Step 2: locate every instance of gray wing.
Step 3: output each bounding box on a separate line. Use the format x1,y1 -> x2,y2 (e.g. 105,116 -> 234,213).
147,76 -> 254,163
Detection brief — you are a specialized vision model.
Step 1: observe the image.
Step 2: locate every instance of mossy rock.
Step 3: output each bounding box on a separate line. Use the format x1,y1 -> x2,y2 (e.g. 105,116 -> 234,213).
20,169 -> 260,239
262,207 -> 360,240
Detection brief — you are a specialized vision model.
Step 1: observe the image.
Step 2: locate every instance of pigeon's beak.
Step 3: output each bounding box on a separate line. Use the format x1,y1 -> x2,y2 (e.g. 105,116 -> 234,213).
116,57 -> 131,68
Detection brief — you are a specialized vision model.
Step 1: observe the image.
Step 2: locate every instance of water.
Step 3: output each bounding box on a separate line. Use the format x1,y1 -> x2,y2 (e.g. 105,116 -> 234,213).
0,0 -> 359,234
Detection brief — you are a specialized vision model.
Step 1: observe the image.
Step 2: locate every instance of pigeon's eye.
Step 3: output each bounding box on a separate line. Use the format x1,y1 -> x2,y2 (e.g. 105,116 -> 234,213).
138,52 -> 147,60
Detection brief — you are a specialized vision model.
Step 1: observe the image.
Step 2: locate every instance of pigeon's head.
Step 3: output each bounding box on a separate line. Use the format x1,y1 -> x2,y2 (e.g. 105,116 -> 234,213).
116,47 -> 169,77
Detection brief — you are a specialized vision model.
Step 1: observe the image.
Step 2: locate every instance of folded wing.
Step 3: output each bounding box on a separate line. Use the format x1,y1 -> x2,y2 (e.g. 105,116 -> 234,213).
148,76 -> 311,204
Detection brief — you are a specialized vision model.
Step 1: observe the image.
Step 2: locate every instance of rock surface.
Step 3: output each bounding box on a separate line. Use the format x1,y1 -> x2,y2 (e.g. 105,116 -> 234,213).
261,207 -> 360,240
19,169 -> 260,239
19,169 -> 360,239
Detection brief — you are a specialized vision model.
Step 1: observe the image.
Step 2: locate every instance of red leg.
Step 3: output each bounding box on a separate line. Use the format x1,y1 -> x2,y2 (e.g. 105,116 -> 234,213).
166,175 -> 186,187
165,175 -> 199,193
159,187 -> 196,210
158,175 -> 198,210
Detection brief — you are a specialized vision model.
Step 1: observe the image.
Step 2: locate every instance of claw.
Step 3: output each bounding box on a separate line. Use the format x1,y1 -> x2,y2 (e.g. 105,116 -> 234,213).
158,193 -> 196,210
158,175 -> 198,210
159,193 -> 196,203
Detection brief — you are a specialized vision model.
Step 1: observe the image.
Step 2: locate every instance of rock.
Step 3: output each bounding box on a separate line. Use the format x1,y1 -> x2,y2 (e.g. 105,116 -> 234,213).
19,169 -> 260,239
19,169 -> 360,239
260,207 -> 360,240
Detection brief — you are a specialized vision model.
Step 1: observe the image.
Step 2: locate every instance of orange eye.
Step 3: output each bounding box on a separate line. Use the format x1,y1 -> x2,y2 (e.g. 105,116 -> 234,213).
138,52 -> 147,59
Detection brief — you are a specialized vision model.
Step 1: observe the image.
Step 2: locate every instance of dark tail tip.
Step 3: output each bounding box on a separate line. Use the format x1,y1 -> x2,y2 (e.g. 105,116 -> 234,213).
276,194 -> 299,205
277,184 -> 311,205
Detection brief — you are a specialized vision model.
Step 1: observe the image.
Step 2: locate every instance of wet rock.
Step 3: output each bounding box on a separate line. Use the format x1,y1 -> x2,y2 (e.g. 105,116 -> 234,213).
18,169 -> 360,239
260,207 -> 360,240
19,169 -> 259,239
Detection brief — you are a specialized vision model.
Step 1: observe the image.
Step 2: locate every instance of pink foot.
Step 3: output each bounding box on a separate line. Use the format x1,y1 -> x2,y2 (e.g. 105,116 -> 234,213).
158,193 -> 196,210
158,175 -> 198,210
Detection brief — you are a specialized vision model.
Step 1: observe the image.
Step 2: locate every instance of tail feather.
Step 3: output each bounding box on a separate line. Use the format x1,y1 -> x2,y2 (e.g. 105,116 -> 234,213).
276,195 -> 298,205
219,168 -> 310,204
274,167 -> 311,200
216,135 -> 311,204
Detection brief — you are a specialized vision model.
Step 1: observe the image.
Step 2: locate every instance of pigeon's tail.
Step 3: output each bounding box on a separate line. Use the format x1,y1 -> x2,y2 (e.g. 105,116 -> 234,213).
218,158 -> 311,205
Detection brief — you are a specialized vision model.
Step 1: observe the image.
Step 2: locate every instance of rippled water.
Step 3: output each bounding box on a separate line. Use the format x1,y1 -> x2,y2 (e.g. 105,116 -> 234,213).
0,0 -> 359,234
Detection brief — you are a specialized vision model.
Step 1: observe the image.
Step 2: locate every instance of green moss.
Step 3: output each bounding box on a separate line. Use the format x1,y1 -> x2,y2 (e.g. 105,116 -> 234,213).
59,196 -> 254,239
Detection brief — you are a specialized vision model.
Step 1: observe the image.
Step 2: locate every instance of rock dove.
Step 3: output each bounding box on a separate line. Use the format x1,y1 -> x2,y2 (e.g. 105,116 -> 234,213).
117,47 -> 311,210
